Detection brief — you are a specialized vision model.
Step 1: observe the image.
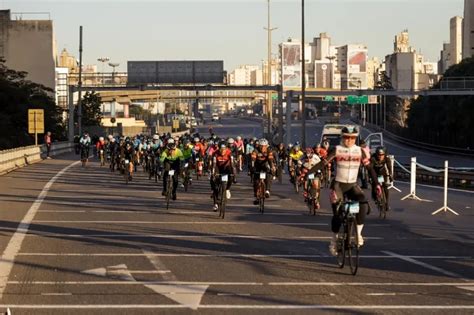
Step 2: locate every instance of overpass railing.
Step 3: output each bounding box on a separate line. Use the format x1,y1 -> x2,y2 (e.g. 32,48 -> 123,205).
0,142 -> 74,175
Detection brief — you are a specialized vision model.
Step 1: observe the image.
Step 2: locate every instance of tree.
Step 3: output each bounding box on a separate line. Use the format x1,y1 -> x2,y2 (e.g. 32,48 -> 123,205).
375,71 -> 409,128
0,58 -> 65,150
406,57 -> 474,148
76,91 -> 102,127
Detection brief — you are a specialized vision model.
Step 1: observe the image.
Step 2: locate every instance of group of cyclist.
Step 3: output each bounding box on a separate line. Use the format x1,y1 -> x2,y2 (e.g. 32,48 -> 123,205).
77,125 -> 393,256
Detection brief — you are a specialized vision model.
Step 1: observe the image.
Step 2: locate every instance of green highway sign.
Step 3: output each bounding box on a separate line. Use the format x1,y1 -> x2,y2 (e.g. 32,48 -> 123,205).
272,93 -> 278,100
324,96 -> 334,101
347,95 -> 368,105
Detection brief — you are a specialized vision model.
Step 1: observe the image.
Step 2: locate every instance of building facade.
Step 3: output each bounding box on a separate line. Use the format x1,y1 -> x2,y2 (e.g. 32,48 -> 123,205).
463,0 -> 474,59
0,10 -> 56,89
450,16 -> 464,65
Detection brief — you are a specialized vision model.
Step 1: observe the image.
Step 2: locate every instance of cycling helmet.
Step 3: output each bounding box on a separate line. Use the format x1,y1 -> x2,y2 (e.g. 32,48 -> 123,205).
259,138 -> 269,146
376,146 -> 386,156
99,137 -> 104,141
153,134 -> 160,140
236,136 -> 242,141
294,145 -> 300,151
108,135 -> 113,140
208,140 -> 214,145
111,138 -> 116,143
288,143 -> 293,149
227,138 -> 235,144
194,137 -> 200,143
252,137 -> 257,141
341,126 -> 359,137
167,138 -> 176,149
219,141 -> 227,149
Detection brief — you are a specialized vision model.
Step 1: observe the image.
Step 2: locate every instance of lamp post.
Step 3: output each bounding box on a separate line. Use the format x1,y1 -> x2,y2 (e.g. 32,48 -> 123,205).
264,0 -> 277,138
108,62 -> 120,84
301,0 -> 306,147
97,57 -> 109,85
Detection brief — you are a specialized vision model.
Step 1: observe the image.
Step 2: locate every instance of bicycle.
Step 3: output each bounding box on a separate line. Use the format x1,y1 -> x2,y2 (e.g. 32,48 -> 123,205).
335,198 -> 361,275
80,145 -> 89,168
322,162 -> 332,188
256,172 -> 267,214
306,172 -> 321,216
213,173 -> 230,219
99,149 -> 105,167
124,159 -> 131,184
376,175 -> 388,219
182,162 -> 191,192
165,169 -> 176,210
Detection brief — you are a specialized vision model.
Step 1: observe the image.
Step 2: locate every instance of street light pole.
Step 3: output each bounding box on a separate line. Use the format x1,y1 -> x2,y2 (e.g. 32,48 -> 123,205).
77,26 -> 83,136
301,0 -> 306,147
97,57 -> 110,85
264,0 -> 277,139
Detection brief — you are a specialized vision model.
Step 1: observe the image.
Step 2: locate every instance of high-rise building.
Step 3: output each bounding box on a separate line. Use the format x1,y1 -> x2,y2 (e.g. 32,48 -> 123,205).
463,0 -> 474,59
0,10 -> 56,89
367,57 -> 382,89
227,65 -> 259,85
386,31 -> 439,90
394,30 -> 413,53
438,42 -> 451,74
450,16 -> 463,64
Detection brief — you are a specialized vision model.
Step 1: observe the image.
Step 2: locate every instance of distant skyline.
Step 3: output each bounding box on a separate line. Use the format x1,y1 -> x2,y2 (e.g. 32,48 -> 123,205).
2,0 -> 464,71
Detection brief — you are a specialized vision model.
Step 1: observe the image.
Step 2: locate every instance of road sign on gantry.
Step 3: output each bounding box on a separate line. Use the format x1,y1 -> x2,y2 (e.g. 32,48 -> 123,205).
347,95 -> 368,105
28,109 -> 44,134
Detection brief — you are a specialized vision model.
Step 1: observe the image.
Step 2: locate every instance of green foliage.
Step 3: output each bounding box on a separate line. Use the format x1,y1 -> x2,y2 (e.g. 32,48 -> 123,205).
375,71 -> 408,127
0,58 -> 65,150
406,57 -> 474,148
77,91 -> 102,127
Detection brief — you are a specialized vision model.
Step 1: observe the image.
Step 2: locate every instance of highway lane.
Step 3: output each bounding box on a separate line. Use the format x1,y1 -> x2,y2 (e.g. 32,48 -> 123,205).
0,149 -> 472,313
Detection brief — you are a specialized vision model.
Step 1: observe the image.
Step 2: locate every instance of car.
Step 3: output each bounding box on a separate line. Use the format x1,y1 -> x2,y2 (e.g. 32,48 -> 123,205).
320,124 -> 360,147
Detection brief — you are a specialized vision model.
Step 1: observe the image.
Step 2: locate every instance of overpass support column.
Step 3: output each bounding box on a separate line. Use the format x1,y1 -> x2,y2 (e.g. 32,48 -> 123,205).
277,85 -> 283,144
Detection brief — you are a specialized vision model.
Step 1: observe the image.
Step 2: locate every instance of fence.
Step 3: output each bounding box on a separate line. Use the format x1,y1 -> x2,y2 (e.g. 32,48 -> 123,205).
0,142 -> 74,175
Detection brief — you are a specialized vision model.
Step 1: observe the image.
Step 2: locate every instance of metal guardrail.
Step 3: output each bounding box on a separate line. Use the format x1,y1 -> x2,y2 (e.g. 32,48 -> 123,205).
0,142 -> 74,175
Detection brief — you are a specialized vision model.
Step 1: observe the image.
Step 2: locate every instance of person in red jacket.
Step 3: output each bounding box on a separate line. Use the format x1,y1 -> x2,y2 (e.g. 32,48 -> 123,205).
210,141 -> 234,211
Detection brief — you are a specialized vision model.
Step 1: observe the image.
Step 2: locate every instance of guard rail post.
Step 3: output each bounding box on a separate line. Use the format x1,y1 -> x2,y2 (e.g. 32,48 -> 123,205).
431,160 -> 459,216
388,154 -> 401,192
401,157 -> 427,201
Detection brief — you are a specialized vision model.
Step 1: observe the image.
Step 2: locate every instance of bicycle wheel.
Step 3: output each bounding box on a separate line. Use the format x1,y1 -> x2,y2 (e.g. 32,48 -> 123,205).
258,180 -> 265,214
336,228 -> 346,268
219,182 -> 226,219
166,179 -> 172,210
347,219 -> 359,275
125,166 -> 129,185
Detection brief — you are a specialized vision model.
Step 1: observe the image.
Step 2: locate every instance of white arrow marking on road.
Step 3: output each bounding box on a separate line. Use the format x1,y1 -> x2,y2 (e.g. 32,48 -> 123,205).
81,264 -> 134,282
457,286 -> 474,292
144,250 -> 208,310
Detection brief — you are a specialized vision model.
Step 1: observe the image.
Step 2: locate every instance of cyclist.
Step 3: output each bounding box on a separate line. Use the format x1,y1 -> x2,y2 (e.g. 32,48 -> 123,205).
370,146 -> 393,211
180,138 -> 194,187
210,141 -> 234,211
246,138 -> 256,173
305,126 -> 380,255
300,149 -> 321,207
160,139 -> 184,200
79,132 -> 91,164
250,138 -> 276,205
288,144 -> 304,183
123,139 -> 135,181
234,136 -> 244,171
275,143 -> 288,173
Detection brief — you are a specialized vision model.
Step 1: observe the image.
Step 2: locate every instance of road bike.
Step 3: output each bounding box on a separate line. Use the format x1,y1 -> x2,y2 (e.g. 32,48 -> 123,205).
213,173 -> 230,219
256,172 -> 267,214
376,175 -> 388,219
305,171 -> 321,216
336,198 -> 362,275
182,162 -> 191,192
165,169 -> 176,210
99,149 -> 105,167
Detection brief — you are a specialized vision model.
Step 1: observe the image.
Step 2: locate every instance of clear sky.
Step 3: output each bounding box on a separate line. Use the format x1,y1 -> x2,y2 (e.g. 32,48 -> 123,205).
2,0 -> 464,72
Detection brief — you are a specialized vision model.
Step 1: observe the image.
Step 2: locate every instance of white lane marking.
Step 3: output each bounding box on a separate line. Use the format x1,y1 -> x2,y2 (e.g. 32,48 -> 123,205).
144,250 -> 208,310
7,281 -> 474,286
1,305 -> 474,310
366,293 -> 417,296
382,251 -> 467,280
32,221 -> 329,226
15,253 -> 472,259
0,160 -> 80,299
129,270 -> 171,274
41,293 -> 72,296
26,233 -> 378,240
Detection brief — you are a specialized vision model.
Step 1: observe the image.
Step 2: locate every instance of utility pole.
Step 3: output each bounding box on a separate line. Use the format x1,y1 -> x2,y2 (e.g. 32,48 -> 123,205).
264,0 -> 277,138
301,0 -> 306,147
77,26 -> 83,136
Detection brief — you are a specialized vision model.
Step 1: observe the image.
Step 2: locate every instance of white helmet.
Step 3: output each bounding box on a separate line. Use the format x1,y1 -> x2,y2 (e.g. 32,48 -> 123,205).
259,138 -> 269,146
108,135 -> 113,140
168,138 -> 175,144
194,137 -> 200,142
236,136 -> 242,141
111,138 -> 116,143
227,138 -> 235,144
153,134 -> 160,140
99,137 -> 104,141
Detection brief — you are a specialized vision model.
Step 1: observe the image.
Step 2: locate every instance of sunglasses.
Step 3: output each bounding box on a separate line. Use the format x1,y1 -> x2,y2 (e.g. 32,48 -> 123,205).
342,136 -> 357,140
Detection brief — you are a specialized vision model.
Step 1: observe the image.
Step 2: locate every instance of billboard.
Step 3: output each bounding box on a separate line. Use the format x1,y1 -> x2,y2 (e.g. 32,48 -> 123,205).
314,62 -> 332,89
127,61 -> 224,84
348,50 -> 367,73
281,43 -> 301,87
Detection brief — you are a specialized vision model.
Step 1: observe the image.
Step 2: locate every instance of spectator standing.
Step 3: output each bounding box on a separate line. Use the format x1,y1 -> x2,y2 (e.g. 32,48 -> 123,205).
44,131 -> 52,159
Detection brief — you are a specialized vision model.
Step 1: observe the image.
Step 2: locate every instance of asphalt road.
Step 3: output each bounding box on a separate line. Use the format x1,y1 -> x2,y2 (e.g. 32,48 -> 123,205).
0,121 -> 473,314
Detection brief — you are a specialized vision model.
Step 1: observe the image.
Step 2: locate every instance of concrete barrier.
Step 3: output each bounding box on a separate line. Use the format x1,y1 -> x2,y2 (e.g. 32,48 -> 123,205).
0,141 -> 74,175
